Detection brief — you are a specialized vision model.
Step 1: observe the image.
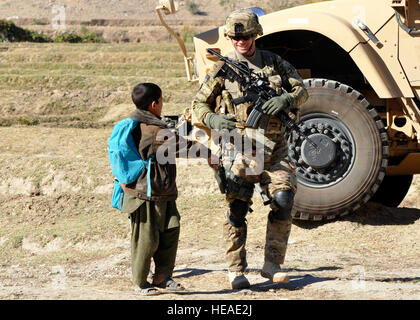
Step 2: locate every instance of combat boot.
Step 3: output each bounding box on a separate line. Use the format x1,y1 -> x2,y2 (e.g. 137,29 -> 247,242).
261,261 -> 289,283
228,271 -> 250,289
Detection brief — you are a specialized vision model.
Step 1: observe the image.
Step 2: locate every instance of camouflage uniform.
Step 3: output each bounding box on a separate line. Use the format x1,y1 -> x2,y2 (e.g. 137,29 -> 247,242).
192,10 -> 308,274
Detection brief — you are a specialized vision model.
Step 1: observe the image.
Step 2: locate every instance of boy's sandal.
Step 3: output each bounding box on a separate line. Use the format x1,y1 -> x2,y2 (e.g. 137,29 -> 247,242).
153,277 -> 185,291
134,282 -> 161,296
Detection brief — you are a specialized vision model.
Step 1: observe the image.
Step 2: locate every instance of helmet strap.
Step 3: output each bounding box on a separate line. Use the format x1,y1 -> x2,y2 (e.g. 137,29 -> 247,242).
245,39 -> 256,57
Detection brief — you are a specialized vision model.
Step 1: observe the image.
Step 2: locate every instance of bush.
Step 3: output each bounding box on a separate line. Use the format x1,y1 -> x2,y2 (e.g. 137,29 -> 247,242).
54,27 -> 105,43
29,31 -> 52,43
80,29 -> 106,43
78,26 -> 106,43
0,20 -> 106,43
0,20 -> 52,42
54,32 -> 83,43
33,19 -> 47,26
54,28 -> 106,43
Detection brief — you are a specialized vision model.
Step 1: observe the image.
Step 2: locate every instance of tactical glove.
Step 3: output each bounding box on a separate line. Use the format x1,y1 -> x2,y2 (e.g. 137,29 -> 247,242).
205,113 -> 237,131
261,94 -> 293,116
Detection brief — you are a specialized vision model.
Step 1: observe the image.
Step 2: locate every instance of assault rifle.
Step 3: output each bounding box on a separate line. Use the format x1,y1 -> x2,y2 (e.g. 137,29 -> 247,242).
206,48 -> 317,149
162,114 -> 193,136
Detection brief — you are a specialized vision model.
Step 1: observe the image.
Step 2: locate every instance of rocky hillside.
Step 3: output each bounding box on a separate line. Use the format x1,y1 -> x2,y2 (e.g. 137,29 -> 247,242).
0,0 -> 304,42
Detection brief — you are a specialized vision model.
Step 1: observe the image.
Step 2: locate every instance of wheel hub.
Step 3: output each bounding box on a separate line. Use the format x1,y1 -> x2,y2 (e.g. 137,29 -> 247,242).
301,133 -> 336,169
288,115 -> 355,188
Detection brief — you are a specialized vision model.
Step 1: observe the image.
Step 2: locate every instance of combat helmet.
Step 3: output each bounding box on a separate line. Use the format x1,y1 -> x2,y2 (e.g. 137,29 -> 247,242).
224,9 -> 263,38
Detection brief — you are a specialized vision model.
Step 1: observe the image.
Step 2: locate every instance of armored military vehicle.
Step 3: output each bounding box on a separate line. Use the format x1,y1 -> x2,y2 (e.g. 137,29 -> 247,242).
156,0 -> 420,221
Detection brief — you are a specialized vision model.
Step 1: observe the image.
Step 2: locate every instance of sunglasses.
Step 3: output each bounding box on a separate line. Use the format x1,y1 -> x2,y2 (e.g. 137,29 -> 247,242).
230,35 -> 254,41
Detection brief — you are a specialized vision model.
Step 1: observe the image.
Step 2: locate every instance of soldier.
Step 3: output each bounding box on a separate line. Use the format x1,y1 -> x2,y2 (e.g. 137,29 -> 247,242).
191,9 -> 308,289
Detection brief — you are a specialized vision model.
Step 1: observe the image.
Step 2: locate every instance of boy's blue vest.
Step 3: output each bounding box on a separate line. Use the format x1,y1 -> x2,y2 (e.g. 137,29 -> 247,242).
107,118 -> 153,210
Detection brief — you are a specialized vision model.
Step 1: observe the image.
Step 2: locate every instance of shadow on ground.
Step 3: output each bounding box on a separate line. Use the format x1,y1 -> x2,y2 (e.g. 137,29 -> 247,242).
252,274 -> 336,291
293,203 -> 420,229
169,274 -> 336,296
171,266 -> 339,295
173,268 -> 214,278
376,276 -> 420,283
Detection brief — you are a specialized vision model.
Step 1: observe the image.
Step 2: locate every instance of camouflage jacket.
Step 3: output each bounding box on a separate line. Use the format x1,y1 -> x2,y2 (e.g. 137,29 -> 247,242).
191,48 -> 308,128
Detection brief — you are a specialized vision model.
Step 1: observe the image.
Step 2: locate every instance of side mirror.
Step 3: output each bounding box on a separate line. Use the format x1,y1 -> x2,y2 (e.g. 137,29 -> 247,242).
158,0 -> 179,15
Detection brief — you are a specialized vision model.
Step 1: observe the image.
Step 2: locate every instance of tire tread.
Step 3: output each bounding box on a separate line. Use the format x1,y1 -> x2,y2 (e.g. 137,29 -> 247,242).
293,79 -> 388,221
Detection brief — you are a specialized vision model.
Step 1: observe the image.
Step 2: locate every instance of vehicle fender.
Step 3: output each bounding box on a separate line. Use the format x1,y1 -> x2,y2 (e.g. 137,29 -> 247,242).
260,8 -> 413,98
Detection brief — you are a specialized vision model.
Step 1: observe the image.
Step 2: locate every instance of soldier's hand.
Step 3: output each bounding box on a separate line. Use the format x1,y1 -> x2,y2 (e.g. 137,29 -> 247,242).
262,94 -> 293,116
205,113 -> 237,131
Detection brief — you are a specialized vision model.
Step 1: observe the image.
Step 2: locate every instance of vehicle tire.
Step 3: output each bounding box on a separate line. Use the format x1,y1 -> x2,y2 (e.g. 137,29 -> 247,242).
288,79 -> 388,221
370,174 -> 413,207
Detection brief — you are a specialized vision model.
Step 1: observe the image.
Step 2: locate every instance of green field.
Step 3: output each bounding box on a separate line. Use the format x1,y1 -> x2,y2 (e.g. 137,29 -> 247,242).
0,42 -> 198,127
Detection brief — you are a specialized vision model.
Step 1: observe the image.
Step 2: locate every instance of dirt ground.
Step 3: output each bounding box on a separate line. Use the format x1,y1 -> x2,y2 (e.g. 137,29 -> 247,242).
0,147 -> 418,300
1,203 -> 419,301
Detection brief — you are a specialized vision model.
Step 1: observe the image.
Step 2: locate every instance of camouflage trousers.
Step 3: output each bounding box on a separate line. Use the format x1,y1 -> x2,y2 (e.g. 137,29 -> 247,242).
222,126 -> 296,273
224,216 -> 292,272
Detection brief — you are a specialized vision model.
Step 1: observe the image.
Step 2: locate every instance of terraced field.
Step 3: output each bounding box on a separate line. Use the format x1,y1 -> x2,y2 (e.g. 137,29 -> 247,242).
0,42 -> 197,126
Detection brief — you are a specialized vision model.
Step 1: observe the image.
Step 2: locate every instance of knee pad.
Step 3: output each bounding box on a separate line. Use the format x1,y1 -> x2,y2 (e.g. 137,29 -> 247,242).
270,189 -> 294,221
227,200 -> 249,227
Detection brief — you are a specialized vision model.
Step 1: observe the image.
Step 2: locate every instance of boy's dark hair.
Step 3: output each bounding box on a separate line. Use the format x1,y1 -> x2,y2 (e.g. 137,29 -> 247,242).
131,82 -> 162,110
